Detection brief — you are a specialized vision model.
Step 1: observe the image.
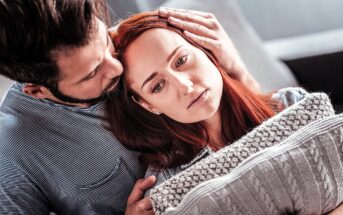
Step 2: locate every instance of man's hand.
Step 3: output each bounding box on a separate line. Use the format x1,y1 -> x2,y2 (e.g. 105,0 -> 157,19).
328,203 -> 343,215
159,7 -> 259,92
125,176 -> 156,215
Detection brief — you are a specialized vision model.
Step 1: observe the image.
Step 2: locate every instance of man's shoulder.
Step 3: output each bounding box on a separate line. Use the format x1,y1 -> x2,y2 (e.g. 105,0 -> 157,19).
0,153 -> 33,193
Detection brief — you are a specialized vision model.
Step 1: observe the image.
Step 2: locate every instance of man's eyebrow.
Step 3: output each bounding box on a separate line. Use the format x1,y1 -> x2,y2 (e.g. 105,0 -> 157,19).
141,45 -> 184,89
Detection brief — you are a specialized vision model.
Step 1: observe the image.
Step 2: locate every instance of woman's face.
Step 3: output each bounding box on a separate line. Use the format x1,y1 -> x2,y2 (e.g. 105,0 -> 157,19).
124,28 -> 223,123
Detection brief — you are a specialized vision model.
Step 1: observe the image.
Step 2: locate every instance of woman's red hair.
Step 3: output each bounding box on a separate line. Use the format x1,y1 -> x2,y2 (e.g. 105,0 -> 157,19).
106,11 -> 277,169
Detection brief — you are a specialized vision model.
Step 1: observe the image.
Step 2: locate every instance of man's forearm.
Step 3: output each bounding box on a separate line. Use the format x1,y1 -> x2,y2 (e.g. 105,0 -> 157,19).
229,57 -> 260,92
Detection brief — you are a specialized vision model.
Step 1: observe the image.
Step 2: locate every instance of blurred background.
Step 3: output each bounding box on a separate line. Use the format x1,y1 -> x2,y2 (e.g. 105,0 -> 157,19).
1,0 -> 342,111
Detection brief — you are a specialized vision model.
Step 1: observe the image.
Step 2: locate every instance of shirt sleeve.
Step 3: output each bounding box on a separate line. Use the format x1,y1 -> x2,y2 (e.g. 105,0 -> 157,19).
143,166 -> 169,197
0,155 -> 50,214
271,87 -> 309,108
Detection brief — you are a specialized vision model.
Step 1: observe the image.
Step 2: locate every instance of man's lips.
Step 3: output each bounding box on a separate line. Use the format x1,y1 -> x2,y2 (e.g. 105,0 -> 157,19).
187,89 -> 208,109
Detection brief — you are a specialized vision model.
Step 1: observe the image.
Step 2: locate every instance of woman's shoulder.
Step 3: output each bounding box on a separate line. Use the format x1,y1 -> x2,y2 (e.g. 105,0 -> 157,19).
271,87 -> 309,108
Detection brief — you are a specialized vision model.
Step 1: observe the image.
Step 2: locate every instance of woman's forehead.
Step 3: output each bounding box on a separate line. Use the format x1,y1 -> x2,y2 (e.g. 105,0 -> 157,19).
125,29 -> 188,67
123,29 -> 187,88
133,29 -> 187,51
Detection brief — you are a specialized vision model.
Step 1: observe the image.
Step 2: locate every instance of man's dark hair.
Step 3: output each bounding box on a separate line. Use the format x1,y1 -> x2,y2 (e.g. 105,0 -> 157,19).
0,0 -> 110,89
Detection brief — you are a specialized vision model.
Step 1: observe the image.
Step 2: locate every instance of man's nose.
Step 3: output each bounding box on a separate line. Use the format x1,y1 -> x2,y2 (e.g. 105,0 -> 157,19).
103,55 -> 123,78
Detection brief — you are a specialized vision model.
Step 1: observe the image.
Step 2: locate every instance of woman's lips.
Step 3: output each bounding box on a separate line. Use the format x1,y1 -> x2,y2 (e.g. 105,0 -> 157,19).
187,89 -> 208,109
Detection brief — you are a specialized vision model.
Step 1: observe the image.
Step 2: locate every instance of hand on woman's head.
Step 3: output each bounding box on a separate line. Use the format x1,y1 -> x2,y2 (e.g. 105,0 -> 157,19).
158,7 -> 260,91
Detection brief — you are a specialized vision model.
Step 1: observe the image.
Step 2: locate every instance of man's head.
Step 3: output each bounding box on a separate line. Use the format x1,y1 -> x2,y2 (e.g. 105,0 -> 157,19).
0,0 -> 123,106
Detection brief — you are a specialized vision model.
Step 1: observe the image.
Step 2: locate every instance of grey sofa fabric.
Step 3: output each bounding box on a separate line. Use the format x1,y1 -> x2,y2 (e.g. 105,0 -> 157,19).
160,0 -> 298,92
0,78 -> 13,101
135,0 -> 168,11
107,0 -> 139,20
235,0 -> 343,41
265,29 -> 343,61
150,92 -> 335,214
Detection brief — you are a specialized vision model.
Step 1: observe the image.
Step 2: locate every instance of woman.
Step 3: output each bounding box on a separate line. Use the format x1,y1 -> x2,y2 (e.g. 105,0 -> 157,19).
106,11 -> 343,215
106,11 -> 305,182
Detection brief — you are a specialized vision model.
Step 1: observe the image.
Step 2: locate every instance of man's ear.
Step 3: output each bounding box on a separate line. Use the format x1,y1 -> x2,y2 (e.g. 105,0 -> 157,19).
22,83 -> 52,99
131,95 -> 162,115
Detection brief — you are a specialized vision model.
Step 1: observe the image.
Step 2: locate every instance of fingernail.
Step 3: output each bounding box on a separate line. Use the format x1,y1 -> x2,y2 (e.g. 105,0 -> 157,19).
159,7 -> 167,16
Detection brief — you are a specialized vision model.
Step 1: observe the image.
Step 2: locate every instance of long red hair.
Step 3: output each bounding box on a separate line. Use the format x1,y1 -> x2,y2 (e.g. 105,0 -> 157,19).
106,11 -> 277,169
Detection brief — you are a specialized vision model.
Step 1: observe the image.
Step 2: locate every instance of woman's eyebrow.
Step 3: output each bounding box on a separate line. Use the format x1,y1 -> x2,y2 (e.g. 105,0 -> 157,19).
141,45 -> 183,89
141,72 -> 158,89
141,45 -> 184,90
166,45 -> 183,63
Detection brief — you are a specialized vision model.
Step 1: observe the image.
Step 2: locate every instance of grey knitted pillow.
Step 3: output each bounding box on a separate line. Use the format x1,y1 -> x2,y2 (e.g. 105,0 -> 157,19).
150,93 -> 335,215
161,114 -> 343,215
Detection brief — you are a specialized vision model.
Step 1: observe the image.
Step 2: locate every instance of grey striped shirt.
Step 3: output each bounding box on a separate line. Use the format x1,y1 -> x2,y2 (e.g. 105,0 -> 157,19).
0,83 -> 146,214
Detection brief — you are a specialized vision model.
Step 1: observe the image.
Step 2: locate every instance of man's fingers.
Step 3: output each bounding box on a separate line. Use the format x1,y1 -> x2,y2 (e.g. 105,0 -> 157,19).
183,30 -> 216,50
168,17 -> 217,39
159,7 -> 212,19
125,197 -> 155,215
134,197 -> 153,211
146,210 -> 155,215
159,8 -> 217,30
127,176 -> 156,205
160,8 -> 207,26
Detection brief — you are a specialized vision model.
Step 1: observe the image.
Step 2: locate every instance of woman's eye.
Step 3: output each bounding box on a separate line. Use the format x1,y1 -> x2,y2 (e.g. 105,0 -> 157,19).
152,80 -> 166,93
175,55 -> 188,68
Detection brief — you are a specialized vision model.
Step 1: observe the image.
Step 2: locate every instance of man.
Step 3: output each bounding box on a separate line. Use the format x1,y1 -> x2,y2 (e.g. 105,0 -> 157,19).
0,0 -> 258,214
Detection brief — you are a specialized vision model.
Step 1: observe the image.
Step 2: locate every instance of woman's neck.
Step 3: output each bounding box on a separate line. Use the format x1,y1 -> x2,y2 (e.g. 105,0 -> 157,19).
204,111 -> 226,150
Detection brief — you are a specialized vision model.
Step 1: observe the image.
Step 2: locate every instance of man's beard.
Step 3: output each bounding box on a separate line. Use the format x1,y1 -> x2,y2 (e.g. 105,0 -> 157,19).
48,79 -> 119,105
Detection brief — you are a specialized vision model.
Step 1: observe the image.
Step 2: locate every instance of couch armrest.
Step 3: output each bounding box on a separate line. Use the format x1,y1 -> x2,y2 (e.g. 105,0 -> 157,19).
264,29 -> 343,61
264,29 -> 343,110
284,51 -> 343,106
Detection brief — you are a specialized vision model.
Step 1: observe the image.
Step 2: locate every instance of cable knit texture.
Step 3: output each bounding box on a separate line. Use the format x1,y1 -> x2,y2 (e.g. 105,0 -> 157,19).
150,93 -> 337,215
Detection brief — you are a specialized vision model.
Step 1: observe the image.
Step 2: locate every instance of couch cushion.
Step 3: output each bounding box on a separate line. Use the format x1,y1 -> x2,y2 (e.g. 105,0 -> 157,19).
161,0 -> 298,92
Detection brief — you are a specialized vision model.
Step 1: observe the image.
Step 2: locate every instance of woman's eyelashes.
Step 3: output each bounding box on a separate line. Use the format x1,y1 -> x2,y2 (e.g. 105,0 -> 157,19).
152,79 -> 166,93
175,54 -> 189,68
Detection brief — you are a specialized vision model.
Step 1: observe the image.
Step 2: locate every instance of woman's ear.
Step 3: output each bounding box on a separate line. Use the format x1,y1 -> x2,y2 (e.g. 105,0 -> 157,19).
22,84 -> 52,99
131,95 -> 162,115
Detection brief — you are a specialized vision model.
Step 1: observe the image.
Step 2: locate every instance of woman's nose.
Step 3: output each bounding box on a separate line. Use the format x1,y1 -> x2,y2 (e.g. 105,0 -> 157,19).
172,73 -> 194,95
